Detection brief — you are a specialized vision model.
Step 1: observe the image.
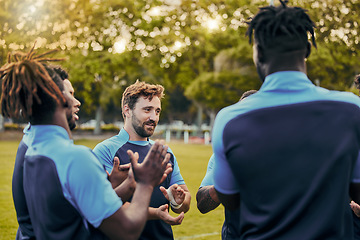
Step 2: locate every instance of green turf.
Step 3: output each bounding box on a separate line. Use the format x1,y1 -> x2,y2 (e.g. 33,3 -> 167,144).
0,138 -> 224,240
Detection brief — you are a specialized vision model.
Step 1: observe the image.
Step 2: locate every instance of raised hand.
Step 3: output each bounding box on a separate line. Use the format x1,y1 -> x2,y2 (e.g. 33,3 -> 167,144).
160,184 -> 186,209
127,140 -> 170,187
107,157 -> 131,189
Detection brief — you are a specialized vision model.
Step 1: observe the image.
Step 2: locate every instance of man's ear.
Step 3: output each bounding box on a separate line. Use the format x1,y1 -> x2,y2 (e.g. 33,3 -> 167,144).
123,105 -> 131,118
305,41 -> 311,59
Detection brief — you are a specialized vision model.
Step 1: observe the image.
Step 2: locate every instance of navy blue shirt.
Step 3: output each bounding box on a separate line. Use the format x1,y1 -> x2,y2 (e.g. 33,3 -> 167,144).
94,128 -> 185,240
213,71 -> 360,239
13,124 -> 35,240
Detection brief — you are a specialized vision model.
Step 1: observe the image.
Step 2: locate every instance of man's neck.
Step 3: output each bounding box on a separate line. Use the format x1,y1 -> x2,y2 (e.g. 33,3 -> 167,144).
50,107 -> 72,139
265,50 -> 307,76
123,126 -> 147,141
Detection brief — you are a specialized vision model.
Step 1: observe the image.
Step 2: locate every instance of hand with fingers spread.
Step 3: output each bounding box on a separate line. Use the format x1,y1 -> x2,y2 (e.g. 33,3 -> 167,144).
154,204 -> 184,225
160,184 -> 186,211
107,157 -> 131,189
128,140 -> 171,187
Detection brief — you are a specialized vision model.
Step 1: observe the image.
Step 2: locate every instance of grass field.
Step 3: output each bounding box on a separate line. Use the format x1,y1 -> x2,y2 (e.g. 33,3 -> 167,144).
0,135 -> 225,240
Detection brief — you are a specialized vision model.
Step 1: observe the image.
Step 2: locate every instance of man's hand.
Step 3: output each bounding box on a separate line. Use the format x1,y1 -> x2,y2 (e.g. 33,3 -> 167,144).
107,157 -> 131,189
351,200 -> 360,217
160,184 -> 185,208
127,140 -> 170,187
159,163 -> 172,185
155,204 -> 184,225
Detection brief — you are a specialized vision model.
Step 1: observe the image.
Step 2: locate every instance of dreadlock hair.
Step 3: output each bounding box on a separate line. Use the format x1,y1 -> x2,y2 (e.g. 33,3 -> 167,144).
0,46 -> 65,123
246,0 -> 316,53
121,80 -> 164,119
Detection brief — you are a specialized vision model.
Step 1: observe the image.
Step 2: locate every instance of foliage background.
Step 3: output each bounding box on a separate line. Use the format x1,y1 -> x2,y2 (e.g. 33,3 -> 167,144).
1,0 -> 359,132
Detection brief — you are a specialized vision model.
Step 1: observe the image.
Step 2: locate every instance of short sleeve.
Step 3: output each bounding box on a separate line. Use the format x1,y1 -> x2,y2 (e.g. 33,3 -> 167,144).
199,154 -> 215,188
65,149 -> 122,228
169,154 -> 185,186
212,109 -> 240,195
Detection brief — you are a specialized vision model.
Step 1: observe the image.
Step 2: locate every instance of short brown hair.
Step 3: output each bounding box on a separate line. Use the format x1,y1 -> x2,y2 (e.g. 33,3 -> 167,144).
121,80 -> 164,119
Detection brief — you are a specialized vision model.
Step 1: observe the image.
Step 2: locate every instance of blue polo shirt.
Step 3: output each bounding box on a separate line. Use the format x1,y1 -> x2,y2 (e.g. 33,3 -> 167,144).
93,128 -> 185,240
212,71 -> 360,239
200,154 -> 240,240
23,125 -> 121,239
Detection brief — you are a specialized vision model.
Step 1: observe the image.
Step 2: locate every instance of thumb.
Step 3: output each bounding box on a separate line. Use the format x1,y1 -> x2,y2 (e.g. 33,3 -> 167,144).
158,204 -> 169,212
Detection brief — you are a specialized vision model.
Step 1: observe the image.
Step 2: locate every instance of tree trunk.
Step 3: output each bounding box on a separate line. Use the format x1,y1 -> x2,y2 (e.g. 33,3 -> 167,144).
194,101 -> 203,137
209,109 -> 216,135
0,115 -> 4,132
94,106 -> 103,135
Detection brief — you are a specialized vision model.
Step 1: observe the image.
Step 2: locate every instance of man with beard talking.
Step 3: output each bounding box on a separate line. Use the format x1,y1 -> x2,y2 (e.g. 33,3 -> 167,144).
94,80 -> 191,240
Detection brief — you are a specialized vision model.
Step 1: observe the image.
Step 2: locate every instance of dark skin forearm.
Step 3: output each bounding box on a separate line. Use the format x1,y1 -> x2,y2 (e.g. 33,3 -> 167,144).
114,178 -> 136,202
196,185 -> 220,214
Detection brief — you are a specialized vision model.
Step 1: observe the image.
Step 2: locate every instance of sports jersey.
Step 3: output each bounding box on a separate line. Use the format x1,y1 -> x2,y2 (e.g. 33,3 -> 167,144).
200,154 -> 240,240
212,71 -> 360,239
13,124 -> 35,240
23,125 -> 121,239
93,128 -> 185,240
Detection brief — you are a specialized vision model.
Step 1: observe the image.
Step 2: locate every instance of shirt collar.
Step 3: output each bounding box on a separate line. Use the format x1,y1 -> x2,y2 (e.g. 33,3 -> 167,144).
261,71 -> 314,92
30,125 -> 70,144
118,128 -> 150,145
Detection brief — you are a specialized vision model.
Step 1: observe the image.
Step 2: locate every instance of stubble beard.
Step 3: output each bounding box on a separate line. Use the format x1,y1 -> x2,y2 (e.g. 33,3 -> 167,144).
132,114 -> 156,138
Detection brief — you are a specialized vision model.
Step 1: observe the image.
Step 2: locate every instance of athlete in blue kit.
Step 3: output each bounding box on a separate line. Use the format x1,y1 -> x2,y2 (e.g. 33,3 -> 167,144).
196,90 -> 257,240
94,80 -> 191,240
11,66 -> 80,240
212,1 -> 360,239
1,48 -> 171,240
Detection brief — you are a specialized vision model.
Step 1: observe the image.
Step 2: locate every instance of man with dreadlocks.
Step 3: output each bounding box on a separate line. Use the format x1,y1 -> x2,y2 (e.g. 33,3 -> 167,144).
211,1 -> 360,239
0,47 -> 172,240
11,65 -> 81,240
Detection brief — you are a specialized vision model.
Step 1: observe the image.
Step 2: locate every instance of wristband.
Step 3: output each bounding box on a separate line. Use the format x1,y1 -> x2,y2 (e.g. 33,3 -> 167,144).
170,201 -> 183,209
166,188 -> 183,209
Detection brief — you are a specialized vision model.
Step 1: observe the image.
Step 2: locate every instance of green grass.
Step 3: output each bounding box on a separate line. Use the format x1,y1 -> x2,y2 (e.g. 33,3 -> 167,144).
0,138 -> 224,240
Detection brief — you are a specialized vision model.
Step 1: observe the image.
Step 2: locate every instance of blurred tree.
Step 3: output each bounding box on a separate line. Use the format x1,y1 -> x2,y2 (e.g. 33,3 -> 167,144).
185,42 -> 261,131
1,0 -> 360,134
298,0 -> 360,90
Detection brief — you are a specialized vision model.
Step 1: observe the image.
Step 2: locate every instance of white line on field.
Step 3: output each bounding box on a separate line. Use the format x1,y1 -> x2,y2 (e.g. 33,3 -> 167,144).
175,232 -> 220,240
